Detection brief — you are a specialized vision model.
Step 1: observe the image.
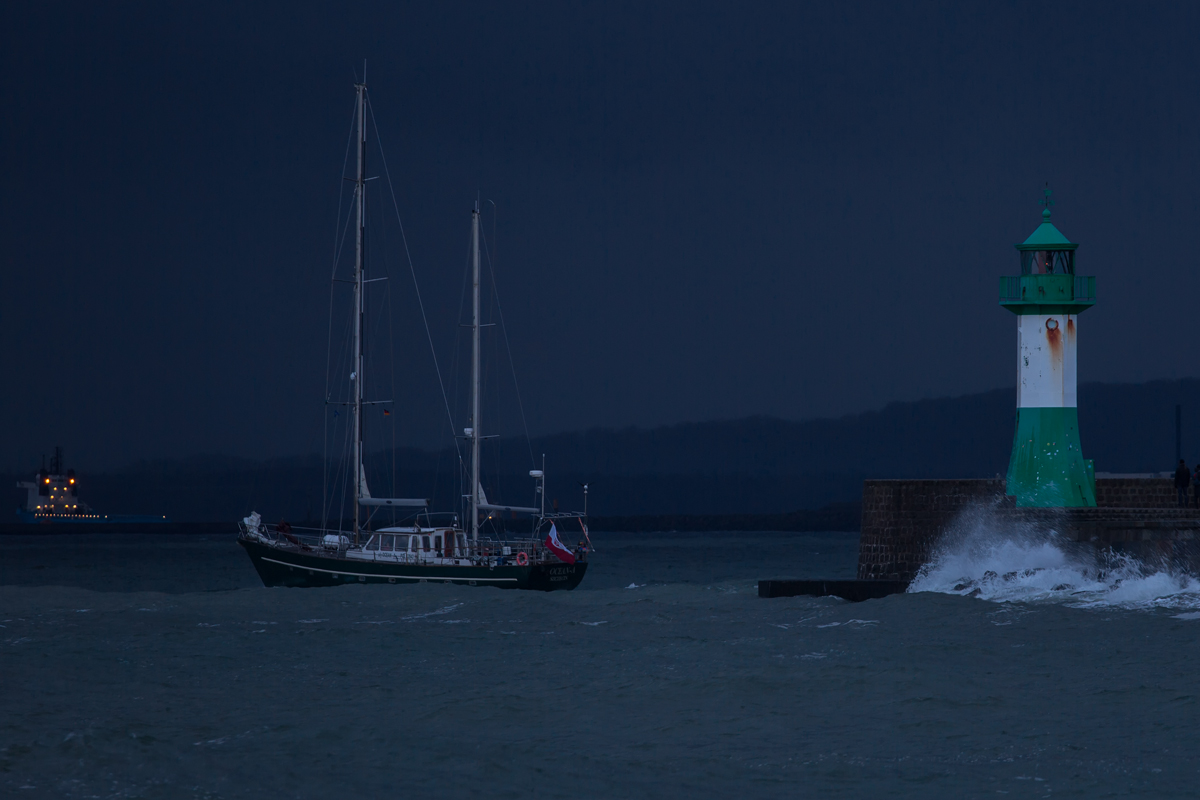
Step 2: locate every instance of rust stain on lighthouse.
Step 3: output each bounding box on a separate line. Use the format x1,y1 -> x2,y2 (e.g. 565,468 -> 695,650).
1046,317 -> 1062,361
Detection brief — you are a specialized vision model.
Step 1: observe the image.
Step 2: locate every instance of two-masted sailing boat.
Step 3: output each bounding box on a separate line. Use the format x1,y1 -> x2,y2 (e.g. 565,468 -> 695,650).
238,79 -> 588,591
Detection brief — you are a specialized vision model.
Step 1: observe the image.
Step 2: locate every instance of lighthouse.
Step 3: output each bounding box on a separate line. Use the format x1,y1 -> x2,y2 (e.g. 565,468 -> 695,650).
1000,188 -> 1097,507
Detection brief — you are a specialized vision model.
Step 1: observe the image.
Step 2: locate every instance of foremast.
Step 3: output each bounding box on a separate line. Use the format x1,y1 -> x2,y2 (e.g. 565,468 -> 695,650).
470,202 -> 482,545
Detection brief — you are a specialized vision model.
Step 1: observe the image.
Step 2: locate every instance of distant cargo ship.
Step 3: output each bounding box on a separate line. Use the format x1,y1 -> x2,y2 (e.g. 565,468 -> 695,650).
15,447 -> 168,524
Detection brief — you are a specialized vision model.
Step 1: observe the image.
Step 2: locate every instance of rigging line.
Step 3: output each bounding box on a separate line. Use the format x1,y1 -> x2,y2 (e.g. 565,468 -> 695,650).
331,96 -> 358,281
386,264 -> 398,525
335,393 -> 355,533
479,219 -> 536,468
451,222 -> 474,500
324,208 -> 357,528
451,227 -> 471,432
365,95 -> 465,472
325,308 -> 357,527
367,176 -> 399,521
446,215 -> 480,521
324,96 -> 360,531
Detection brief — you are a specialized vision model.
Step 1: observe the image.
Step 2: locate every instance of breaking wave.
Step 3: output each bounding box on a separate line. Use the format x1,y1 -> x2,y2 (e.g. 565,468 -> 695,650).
908,503 -> 1200,610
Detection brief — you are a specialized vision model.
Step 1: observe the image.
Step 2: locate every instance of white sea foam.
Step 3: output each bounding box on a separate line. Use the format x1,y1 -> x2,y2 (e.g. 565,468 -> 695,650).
401,603 -> 462,621
908,503 -> 1200,610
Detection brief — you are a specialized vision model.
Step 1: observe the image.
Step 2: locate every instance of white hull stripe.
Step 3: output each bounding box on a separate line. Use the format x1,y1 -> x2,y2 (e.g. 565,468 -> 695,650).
260,556 -> 519,583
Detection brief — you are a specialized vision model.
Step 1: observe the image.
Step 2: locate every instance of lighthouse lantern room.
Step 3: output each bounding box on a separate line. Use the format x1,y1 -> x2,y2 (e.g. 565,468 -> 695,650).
1000,188 -> 1097,507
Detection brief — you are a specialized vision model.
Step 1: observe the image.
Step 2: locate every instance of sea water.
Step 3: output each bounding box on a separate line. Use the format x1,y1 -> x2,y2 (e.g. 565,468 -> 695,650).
1,528 -> 1198,798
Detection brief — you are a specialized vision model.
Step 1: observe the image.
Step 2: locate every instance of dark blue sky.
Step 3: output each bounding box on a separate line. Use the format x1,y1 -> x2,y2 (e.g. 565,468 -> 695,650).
3,1 -> 1200,469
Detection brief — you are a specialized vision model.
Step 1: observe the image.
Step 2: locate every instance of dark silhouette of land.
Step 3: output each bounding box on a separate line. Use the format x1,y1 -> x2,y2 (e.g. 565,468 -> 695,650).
6,380 -> 1198,530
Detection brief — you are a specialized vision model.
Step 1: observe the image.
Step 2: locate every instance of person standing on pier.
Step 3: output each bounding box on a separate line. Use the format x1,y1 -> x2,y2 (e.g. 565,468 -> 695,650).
1174,459 -> 1191,507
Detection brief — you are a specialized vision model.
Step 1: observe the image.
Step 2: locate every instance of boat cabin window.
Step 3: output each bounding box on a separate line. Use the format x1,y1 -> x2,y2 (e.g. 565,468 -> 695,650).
433,534 -> 443,554
421,535 -> 431,552
365,535 -> 379,551
456,533 -> 467,555
380,535 -> 393,552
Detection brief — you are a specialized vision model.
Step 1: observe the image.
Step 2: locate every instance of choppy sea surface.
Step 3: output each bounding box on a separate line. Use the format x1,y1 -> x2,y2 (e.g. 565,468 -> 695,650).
2,526 -> 1199,798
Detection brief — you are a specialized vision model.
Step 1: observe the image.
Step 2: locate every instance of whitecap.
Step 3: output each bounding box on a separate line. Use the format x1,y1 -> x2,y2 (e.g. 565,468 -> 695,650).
909,503 -> 1200,611
402,603 -> 463,621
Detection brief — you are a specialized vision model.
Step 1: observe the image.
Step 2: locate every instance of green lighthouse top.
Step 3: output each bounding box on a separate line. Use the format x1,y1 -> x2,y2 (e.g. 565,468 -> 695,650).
1017,209 -> 1077,250
1015,187 -> 1077,252
998,185 -> 1095,314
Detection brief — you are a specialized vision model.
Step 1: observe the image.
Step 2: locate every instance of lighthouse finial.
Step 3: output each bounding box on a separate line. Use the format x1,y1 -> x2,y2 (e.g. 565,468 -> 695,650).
1039,183 -> 1054,220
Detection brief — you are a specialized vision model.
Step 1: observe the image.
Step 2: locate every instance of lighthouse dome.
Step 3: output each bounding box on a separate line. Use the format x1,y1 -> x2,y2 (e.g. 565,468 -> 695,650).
1020,208 -> 1076,248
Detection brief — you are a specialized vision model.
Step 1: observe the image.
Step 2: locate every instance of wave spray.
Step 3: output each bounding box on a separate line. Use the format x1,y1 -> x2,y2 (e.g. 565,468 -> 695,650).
907,502 -> 1200,610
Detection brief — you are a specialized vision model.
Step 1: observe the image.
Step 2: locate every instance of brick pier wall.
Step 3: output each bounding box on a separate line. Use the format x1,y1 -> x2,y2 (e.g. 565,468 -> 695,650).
1094,478 -> 1178,508
857,478 -> 1200,581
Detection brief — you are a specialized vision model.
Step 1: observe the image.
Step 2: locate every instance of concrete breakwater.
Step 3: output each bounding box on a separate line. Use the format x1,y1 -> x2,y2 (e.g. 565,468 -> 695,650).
858,478 -> 1200,581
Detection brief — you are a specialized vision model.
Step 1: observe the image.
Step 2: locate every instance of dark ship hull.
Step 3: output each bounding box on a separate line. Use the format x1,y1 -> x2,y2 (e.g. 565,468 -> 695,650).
240,537 -> 587,591
15,510 -> 169,524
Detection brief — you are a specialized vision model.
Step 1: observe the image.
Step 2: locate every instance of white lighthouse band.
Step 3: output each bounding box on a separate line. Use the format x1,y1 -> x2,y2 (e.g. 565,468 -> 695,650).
1017,314 -> 1077,409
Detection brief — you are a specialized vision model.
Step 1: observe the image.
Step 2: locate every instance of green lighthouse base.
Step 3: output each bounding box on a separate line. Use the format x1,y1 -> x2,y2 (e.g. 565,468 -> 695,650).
1006,407 -> 1097,507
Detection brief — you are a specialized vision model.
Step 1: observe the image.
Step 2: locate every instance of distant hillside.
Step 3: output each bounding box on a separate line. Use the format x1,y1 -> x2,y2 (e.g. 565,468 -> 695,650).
7,379 -> 1199,522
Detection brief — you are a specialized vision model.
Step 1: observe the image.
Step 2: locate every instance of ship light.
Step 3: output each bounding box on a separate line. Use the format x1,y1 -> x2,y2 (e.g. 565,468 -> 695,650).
69,478 -> 75,484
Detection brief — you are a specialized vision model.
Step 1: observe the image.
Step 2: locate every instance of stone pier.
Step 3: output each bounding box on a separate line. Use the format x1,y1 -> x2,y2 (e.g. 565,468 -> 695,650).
857,478 -> 1200,581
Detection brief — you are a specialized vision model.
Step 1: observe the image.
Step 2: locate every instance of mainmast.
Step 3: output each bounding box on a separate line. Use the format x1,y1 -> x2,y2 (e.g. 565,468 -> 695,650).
470,202 -> 482,544
352,80 -> 367,543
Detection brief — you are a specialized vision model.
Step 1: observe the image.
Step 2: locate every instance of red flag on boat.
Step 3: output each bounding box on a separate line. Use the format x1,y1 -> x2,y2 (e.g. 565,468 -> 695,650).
544,523 -> 576,564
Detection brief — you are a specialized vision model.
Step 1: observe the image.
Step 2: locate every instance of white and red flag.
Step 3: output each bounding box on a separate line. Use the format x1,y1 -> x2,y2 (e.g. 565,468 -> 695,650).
544,523 -> 576,564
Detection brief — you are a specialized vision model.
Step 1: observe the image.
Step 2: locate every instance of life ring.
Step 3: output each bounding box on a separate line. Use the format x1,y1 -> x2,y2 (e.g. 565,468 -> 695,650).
516,551 -> 529,566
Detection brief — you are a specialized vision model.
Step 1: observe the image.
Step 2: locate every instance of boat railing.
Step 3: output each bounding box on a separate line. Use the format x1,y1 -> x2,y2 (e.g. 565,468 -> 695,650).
240,522 -> 344,551
240,522 -> 587,564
